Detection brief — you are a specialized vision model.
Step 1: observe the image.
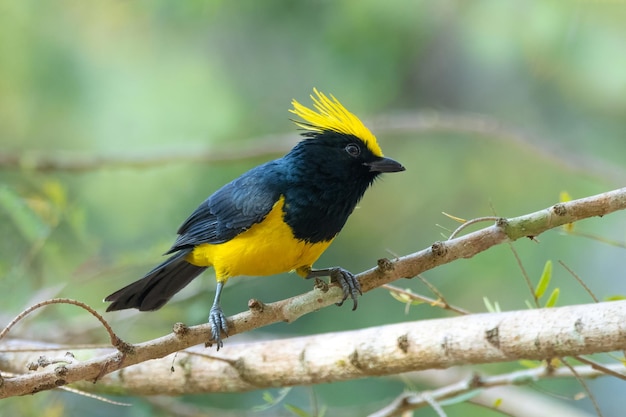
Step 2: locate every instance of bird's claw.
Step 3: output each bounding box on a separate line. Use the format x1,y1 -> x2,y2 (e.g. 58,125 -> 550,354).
208,305 -> 228,350
329,267 -> 362,310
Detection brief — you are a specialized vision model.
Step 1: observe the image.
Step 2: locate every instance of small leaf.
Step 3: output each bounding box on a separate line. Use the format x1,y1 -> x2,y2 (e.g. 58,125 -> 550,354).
493,398 -> 503,408
518,359 -> 541,368
483,296 -> 494,313
42,180 -> 67,209
0,186 -> 51,243
439,389 -> 483,406
442,211 -> 467,223
252,388 -> 292,411
563,221 -> 574,233
548,357 -> 562,367
535,260 -> 552,299
41,402 -> 66,417
389,289 -> 423,306
544,288 -> 560,308
389,288 -> 412,303
284,404 -> 311,417
483,297 -> 501,313
604,295 -> 626,301
263,391 -> 275,403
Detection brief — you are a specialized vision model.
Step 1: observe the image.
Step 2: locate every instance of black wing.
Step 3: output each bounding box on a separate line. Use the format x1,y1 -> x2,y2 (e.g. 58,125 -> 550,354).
165,161 -> 283,253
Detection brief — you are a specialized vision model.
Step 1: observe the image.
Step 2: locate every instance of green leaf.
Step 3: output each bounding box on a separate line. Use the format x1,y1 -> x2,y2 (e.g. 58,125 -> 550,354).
0,186 -> 50,244
518,359 -> 541,368
483,296 -> 495,313
483,297 -> 501,313
284,404 -> 312,417
535,260 -> 552,299
252,388 -> 292,411
389,288 -> 423,306
604,295 -> 626,301
439,389 -> 483,406
544,288 -> 560,308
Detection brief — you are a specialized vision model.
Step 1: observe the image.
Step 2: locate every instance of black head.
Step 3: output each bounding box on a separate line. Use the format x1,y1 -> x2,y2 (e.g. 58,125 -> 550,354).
280,131 -> 404,243
286,131 -> 404,186
279,89 -> 405,242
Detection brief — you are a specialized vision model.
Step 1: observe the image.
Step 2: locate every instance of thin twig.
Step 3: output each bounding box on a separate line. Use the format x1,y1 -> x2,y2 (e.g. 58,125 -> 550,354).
368,363 -> 623,417
416,275 -> 448,306
565,230 -> 626,249
2,112 -> 626,185
382,283 -> 471,315
574,356 -> 626,381
0,298 -> 125,348
561,358 -> 604,417
422,392 -> 447,417
508,242 -> 539,308
448,217 -> 501,240
0,371 -> 131,406
559,260 -> 599,303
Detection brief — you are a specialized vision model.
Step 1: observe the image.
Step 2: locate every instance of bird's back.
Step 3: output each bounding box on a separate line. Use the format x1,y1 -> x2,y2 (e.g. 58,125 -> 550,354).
179,151 -> 363,280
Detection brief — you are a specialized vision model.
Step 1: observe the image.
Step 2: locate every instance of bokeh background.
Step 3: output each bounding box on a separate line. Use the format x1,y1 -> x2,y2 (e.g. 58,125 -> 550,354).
1,1 -> 625,416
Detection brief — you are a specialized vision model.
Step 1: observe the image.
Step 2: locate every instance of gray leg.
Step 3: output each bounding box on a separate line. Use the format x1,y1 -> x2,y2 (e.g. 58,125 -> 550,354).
208,281 -> 228,350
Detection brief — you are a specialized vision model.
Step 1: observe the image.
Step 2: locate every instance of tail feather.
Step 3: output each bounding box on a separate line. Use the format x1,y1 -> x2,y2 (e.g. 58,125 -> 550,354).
105,250 -> 207,312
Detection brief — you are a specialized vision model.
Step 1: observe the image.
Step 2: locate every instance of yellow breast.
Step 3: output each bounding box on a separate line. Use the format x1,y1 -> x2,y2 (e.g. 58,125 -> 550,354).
185,197 -> 333,282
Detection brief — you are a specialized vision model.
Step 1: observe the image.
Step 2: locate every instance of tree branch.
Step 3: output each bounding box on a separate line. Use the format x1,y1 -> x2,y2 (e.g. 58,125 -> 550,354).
372,367 -> 608,417
0,187 -> 625,398
2,113 -> 625,184
0,135 -> 295,172
2,300 -> 626,397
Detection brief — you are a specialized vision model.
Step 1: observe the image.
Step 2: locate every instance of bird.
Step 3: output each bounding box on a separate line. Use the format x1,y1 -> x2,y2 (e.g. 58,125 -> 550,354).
105,89 -> 405,349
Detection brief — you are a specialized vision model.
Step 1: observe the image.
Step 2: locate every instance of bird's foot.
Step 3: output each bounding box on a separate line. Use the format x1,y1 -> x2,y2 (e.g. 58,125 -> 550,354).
328,267 -> 362,310
208,305 -> 228,350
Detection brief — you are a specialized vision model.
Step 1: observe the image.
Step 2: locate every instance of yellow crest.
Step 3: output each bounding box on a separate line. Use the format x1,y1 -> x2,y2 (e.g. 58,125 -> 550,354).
290,88 -> 383,157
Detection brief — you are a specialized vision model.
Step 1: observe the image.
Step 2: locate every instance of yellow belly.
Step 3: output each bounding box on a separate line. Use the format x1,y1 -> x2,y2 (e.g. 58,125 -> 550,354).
185,197 -> 333,282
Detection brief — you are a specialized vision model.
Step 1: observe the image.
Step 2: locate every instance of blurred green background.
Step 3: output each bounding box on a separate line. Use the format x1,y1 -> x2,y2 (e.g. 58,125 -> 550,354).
1,1 -> 625,416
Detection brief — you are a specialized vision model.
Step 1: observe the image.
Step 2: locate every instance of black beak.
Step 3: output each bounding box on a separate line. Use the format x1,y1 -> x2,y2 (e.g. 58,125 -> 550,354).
365,157 -> 405,173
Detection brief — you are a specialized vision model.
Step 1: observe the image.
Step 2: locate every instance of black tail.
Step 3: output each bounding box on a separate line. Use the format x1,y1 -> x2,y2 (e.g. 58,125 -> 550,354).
105,250 -> 207,312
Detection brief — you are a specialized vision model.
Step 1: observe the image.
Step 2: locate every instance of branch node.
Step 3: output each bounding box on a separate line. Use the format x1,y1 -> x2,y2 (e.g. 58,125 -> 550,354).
27,360 -> 39,371
172,322 -> 190,337
113,338 -> 135,355
55,365 -> 69,379
397,334 -> 409,354
552,203 -> 567,216
248,298 -> 265,313
485,326 -> 501,348
314,277 -> 329,293
430,241 -> 447,257
574,318 -> 584,333
440,335 -> 451,356
348,350 -> 364,370
377,257 -> 395,273
469,372 -> 483,388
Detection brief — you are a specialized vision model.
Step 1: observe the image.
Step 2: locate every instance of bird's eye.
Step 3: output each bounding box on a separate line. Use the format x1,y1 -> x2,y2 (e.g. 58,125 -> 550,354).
345,143 -> 361,157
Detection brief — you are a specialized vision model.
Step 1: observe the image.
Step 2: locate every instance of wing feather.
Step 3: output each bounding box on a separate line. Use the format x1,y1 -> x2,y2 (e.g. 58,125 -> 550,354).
166,162 -> 283,253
